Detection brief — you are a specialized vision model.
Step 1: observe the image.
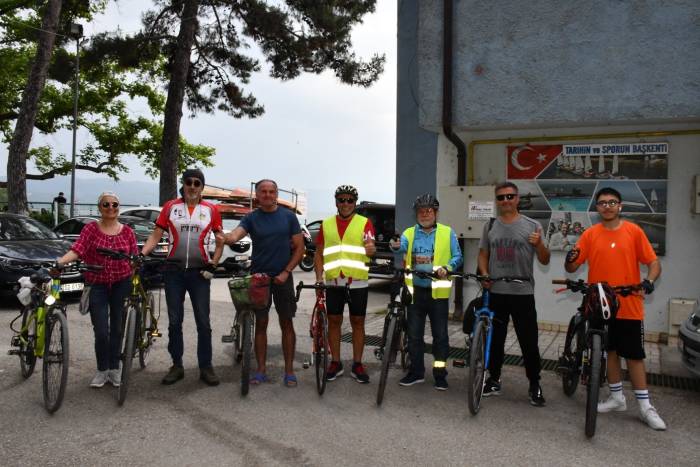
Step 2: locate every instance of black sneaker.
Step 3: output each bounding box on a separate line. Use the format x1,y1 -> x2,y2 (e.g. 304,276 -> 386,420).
200,367 -> 220,386
482,377 -> 501,397
327,361 -> 344,381
434,376 -> 448,391
399,373 -> 425,386
162,365 -> 184,385
351,362 -> 370,384
529,383 -> 546,407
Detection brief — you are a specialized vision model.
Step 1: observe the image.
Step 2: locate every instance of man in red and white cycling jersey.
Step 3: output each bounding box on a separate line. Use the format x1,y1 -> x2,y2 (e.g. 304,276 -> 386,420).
143,168 -> 223,386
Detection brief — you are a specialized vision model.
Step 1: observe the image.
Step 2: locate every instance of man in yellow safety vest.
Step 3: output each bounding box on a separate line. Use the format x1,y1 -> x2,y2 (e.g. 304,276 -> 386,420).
390,194 -> 462,390
314,185 -> 376,383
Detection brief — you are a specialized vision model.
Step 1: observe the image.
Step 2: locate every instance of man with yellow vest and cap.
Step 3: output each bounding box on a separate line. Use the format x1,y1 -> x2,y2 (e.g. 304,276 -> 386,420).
389,193 -> 462,390
314,185 -> 376,383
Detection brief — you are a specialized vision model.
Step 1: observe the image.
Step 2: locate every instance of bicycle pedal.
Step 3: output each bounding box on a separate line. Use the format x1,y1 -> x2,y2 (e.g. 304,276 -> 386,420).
221,335 -> 234,343
7,349 -> 21,356
452,359 -> 466,368
151,331 -> 162,338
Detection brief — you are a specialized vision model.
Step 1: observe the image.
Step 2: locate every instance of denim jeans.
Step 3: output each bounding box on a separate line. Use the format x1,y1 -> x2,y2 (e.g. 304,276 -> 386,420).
164,269 -> 212,368
407,286 -> 449,378
89,279 -> 131,371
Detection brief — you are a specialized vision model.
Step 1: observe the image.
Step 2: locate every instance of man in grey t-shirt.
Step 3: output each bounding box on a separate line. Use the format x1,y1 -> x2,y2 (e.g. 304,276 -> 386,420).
477,182 -> 550,406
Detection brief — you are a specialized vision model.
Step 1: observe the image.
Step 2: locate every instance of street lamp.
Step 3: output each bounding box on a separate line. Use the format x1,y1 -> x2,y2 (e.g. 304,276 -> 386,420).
69,22 -> 83,218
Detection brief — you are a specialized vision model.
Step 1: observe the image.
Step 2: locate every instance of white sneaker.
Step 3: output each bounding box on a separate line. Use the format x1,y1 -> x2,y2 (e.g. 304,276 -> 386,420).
597,395 -> 627,413
108,369 -> 121,387
639,406 -> 667,430
90,370 -> 109,388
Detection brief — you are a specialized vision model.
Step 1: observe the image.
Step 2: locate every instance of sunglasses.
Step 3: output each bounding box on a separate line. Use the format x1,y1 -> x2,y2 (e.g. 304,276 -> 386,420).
596,200 -> 620,208
496,194 -> 517,201
336,197 -> 356,204
184,178 -> 202,187
101,202 -> 119,209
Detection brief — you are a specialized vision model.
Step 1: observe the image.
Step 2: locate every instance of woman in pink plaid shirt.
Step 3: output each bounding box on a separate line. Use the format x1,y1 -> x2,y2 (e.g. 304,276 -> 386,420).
58,192 -> 137,388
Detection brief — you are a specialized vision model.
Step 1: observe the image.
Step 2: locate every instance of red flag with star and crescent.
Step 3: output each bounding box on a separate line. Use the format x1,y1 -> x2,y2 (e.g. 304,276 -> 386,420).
506,145 -> 562,179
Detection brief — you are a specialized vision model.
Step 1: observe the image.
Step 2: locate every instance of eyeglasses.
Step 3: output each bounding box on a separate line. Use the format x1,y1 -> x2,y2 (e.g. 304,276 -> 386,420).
336,197 -> 356,204
496,194 -> 517,201
101,202 -> 119,209
596,200 -> 620,208
184,178 -> 202,187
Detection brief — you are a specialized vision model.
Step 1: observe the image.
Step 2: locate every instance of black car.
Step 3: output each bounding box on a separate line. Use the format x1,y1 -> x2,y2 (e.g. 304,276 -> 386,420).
356,201 -> 397,276
0,213 -> 83,293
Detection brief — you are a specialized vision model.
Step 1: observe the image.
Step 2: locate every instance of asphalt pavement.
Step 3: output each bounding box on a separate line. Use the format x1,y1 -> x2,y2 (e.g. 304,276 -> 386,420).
0,270 -> 698,466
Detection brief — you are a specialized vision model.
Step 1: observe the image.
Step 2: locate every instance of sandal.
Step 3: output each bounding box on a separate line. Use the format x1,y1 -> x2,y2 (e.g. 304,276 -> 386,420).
250,372 -> 269,385
283,373 -> 298,388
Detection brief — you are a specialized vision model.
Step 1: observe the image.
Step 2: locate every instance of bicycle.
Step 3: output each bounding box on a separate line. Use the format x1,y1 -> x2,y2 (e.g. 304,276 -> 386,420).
553,278 -> 643,438
8,259 -> 101,413
223,269 -> 272,397
449,272 -> 528,415
295,281 -> 350,396
374,268 -> 415,406
96,248 -> 176,405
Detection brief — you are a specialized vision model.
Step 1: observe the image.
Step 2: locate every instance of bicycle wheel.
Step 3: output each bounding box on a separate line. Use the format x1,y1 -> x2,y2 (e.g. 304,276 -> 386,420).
376,316 -> 397,406
118,306 -> 138,406
467,318 -> 487,416
562,317 -> 584,397
19,306 -> 37,379
42,308 -> 69,414
400,327 -> 410,371
139,292 -> 156,369
314,309 -> 329,395
585,333 -> 603,438
240,312 -> 254,397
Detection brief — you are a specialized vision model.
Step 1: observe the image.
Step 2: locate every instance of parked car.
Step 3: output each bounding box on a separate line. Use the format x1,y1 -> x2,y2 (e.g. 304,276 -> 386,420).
119,206 -> 162,223
679,303 -> 700,378
209,217 -> 251,275
0,213 -> 83,294
355,201 -> 397,276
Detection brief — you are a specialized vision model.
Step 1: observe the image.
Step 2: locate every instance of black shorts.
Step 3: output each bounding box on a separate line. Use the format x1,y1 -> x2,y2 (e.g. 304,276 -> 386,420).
607,318 -> 645,360
255,273 -> 296,321
326,287 -> 368,317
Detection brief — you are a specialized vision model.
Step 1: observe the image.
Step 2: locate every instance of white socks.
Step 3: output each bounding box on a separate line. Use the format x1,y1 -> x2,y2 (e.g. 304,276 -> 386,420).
634,389 -> 652,411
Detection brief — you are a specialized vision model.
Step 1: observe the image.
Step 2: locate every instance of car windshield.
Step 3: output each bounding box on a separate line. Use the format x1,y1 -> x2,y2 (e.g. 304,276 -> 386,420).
222,218 -> 241,232
0,216 -> 59,241
121,218 -> 155,239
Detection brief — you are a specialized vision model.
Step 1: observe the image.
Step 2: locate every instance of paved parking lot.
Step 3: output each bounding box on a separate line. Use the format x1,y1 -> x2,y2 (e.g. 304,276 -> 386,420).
1,271 -> 698,466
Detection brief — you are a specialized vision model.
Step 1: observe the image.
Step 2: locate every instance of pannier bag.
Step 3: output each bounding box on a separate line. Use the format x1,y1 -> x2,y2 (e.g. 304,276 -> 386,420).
228,274 -> 271,311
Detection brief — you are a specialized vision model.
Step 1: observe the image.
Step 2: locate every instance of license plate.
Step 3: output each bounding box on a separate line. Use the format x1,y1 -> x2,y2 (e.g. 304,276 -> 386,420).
61,282 -> 84,292
155,244 -> 169,253
375,258 -> 390,265
234,255 -> 248,261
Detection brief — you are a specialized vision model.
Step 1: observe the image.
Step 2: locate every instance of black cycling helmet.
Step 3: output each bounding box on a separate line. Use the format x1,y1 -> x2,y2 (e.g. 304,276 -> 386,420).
335,185 -> 358,199
413,193 -> 439,211
584,282 -> 619,324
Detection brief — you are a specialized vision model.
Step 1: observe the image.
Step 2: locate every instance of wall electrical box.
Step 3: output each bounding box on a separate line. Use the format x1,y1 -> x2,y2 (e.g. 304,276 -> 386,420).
669,298 -> 698,336
438,185 -> 496,239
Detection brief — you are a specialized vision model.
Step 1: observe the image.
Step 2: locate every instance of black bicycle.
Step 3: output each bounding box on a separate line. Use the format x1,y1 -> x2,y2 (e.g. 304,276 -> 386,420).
374,268 -> 415,406
554,279 -> 643,438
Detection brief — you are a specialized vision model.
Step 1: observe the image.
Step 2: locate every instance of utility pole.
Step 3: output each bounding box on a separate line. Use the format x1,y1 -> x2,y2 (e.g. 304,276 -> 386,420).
69,22 -> 83,217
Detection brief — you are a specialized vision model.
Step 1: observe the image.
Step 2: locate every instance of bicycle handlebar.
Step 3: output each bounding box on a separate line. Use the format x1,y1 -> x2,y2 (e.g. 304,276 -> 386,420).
96,247 -> 180,265
396,268 -> 529,284
552,279 -> 644,297
294,281 -> 351,303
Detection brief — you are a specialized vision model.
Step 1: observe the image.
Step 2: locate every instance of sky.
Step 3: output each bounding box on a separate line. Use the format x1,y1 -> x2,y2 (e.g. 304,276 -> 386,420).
0,0 -> 397,220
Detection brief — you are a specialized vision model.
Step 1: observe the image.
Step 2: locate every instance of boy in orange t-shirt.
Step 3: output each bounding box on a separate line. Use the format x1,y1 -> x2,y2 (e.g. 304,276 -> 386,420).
565,187 -> 665,431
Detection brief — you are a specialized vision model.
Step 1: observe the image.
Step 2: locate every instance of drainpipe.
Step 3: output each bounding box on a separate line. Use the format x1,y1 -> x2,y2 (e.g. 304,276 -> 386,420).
443,0 -> 467,319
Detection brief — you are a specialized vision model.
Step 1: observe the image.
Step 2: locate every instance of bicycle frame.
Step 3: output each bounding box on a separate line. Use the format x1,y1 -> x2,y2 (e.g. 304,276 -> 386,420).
472,289 -> 495,370
16,275 -> 62,358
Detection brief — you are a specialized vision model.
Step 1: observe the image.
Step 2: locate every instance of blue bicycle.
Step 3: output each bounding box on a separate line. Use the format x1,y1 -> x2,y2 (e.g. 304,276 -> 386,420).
454,273 -> 528,415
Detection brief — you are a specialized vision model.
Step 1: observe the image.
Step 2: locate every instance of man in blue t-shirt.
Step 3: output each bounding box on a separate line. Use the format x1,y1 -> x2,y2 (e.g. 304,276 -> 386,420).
222,179 -> 304,387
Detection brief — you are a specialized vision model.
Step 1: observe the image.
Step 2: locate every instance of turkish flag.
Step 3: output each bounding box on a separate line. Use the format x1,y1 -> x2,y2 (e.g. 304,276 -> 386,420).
506,145 -> 562,179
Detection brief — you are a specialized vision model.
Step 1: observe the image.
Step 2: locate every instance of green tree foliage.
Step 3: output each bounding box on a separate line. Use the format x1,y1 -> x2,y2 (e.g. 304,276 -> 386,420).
1,0 -> 215,209
93,0 -> 386,204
